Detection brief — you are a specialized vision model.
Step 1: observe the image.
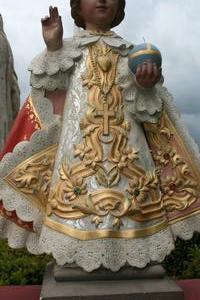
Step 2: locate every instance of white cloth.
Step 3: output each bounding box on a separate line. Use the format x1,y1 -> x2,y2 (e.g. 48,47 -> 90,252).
0,30 -> 200,272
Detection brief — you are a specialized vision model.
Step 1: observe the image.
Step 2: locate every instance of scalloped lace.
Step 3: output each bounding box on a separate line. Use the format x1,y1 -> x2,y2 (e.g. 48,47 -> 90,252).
28,38 -> 82,76
124,83 -> 163,123
1,213 -> 200,272
28,38 -> 82,90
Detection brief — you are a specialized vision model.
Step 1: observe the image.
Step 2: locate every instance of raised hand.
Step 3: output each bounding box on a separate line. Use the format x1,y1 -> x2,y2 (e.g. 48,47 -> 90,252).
41,6 -> 63,51
135,61 -> 161,88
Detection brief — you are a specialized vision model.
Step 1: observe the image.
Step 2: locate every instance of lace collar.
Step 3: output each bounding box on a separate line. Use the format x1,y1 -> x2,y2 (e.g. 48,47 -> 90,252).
74,29 -> 133,55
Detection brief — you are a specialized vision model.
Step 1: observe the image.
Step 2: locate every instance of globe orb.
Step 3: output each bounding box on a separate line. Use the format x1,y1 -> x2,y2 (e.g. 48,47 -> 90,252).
128,43 -> 162,75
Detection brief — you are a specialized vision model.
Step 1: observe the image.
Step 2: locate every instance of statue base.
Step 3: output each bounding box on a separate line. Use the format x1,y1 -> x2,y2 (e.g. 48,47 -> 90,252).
40,262 -> 184,300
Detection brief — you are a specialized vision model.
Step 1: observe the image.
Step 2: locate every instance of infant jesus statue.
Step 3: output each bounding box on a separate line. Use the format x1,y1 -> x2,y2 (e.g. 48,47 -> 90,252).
0,0 -> 200,273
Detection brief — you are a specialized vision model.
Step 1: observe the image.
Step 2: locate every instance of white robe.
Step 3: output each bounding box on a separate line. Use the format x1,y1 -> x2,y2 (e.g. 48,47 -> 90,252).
0,30 -> 200,272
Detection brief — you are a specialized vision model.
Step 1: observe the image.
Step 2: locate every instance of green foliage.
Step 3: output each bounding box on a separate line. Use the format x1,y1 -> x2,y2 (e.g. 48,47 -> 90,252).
163,233 -> 200,279
0,233 -> 200,285
0,239 -> 51,285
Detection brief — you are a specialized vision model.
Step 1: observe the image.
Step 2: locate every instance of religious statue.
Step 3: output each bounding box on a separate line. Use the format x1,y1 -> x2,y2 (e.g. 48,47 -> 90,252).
0,14 -> 20,151
0,0 -> 200,273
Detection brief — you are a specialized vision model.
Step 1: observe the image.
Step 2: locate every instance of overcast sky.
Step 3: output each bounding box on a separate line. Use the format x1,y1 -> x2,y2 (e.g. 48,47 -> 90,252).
1,0 -> 200,147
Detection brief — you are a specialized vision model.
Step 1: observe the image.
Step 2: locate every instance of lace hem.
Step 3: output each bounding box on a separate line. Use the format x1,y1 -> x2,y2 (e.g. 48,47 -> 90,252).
0,216 -> 43,254
39,213 -> 200,272
39,226 -> 174,272
0,212 -> 200,271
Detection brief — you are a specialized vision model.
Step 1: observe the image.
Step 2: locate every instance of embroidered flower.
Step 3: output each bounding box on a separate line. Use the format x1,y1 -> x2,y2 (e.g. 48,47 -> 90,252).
113,147 -> 138,170
64,177 -> 87,201
161,175 -> 182,196
74,143 -> 91,160
152,146 -> 176,166
41,170 -> 52,197
127,172 -> 158,203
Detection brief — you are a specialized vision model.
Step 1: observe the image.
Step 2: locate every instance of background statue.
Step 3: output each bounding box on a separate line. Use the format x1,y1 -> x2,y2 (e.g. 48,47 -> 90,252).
0,14 -> 20,151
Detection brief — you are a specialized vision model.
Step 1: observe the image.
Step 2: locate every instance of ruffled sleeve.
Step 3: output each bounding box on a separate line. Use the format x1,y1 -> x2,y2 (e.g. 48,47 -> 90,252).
28,38 -> 82,91
124,80 -> 164,123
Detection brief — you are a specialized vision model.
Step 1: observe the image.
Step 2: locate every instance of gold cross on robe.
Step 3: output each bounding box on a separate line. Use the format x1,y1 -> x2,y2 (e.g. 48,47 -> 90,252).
96,102 -> 115,136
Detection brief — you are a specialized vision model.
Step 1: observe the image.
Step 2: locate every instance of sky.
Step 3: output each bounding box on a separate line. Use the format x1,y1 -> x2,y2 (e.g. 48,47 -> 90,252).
0,0 -> 200,147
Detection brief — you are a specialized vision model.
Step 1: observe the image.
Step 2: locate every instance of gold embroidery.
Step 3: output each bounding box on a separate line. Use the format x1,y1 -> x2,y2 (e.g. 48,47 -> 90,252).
127,170 -> 159,204
4,145 -> 57,211
44,216 -> 168,240
169,208 -> 200,225
47,44 -> 165,229
26,96 -> 42,130
95,102 -> 115,136
144,112 -> 200,213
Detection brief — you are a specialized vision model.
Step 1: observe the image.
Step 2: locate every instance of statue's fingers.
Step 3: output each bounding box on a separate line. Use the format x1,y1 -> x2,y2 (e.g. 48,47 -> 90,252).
41,16 -> 50,20
136,65 -> 142,79
153,64 -> 162,81
49,6 -> 53,19
147,60 -> 153,78
52,7 -> 59,20
141,61 -> 148,78
41,16 -> 51,26
153,63 -> 158,77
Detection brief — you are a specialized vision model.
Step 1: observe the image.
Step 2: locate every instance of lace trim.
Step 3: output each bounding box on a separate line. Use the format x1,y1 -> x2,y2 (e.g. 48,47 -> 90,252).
124,82 -> 163,123
28,38 -> 82,90
30,89 -> 62,127
1,212 -> 200,271
74,30 -> 133,54
0,216 -> 43,254
39,212 -> 200,272
29,38 -> 82,76
30,72 -> 71,91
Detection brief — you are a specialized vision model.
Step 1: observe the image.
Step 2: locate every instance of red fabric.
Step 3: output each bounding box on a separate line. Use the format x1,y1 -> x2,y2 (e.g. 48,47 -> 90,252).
0,96 -> 40,230
0,286 -> 41,300
0,96 -> 41,161
0,200 -> 34,232
0,281 -> 199,300
177,279 -> 200,300
45,89 -> 66,116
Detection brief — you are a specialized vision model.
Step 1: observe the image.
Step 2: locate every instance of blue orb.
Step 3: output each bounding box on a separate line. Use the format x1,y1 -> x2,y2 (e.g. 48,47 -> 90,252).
128,43 -> 162,75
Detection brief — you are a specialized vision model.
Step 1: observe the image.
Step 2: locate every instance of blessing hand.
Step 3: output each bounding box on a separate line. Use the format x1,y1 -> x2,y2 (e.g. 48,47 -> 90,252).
41,6 -> 63,51
135,61 -> 161,88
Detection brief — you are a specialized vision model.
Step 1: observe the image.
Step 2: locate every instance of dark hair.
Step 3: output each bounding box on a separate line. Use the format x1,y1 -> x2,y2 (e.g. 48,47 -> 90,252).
70,0 -> 126,29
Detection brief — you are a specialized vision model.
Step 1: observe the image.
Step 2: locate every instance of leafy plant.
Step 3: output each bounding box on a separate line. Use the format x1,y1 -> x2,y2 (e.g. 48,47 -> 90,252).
0,239 -> 51,285
163,233 -> 200,279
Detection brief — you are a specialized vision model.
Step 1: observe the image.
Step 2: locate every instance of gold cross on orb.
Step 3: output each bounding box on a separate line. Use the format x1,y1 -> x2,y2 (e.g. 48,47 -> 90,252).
96,102 -> 115,136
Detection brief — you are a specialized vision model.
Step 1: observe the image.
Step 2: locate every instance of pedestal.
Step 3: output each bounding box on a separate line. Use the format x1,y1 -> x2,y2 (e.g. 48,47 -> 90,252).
40,262 -> 184,300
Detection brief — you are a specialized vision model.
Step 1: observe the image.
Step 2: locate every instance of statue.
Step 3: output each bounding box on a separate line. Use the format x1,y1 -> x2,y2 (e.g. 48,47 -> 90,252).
0,0 -> 200,275
0,14 -> 20,151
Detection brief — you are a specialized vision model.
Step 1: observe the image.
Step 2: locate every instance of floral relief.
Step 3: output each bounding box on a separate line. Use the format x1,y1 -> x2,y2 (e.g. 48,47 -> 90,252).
5,146 -> 57,210
127,171 -> 159,204
144,113 -> 200,213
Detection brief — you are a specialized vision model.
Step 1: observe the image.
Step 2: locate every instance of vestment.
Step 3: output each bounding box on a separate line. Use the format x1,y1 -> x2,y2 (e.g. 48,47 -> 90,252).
0,30 -> 200,272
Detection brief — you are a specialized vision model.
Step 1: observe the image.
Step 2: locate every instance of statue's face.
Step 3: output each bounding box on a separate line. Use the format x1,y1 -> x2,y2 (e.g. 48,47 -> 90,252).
79,0 -> 119,29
